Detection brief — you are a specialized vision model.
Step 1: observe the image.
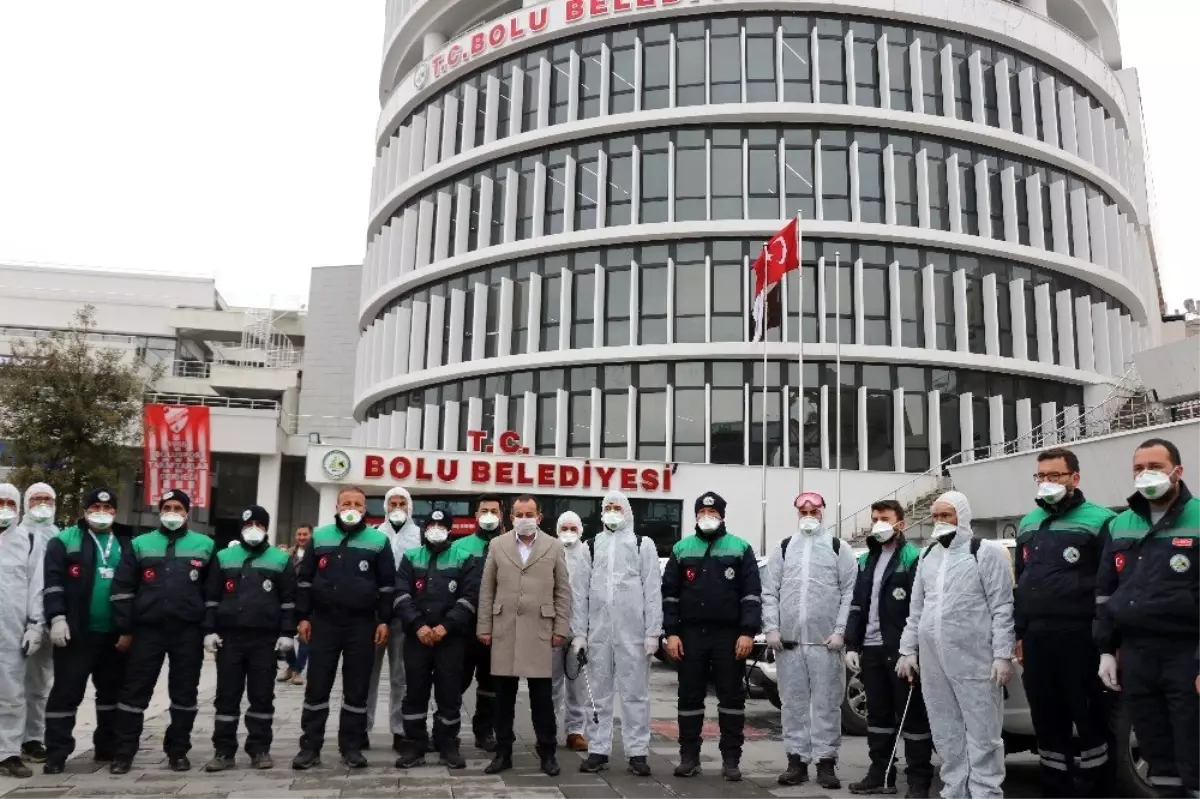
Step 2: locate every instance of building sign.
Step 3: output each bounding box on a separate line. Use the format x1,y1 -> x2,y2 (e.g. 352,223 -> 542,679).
144,404 -> 211,507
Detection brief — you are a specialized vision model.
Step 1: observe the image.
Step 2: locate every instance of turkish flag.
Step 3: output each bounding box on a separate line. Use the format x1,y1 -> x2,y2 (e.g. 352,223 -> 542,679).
750,218 -> 801,343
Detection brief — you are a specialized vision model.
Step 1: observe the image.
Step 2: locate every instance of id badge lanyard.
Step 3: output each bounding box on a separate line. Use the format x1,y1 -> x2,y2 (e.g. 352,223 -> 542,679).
89,531 -> 118,579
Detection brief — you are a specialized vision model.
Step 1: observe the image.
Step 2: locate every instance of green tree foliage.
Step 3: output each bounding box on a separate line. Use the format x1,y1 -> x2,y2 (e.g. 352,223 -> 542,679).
0,305 -> 162,519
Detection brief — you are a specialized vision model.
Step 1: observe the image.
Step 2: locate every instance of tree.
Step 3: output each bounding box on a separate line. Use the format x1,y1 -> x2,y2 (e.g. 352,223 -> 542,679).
0,305 -> 162,519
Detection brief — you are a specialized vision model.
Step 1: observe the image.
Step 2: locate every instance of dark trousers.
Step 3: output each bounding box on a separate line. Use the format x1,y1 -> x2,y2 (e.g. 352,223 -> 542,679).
212,630 -> 278,757
1022,627 -> 1115,796
401,634 -> 465,750
461,637 -> 495,737
285,640 -> 309,673
1122,637 -> 1199,796
45,631 -> 127,762
299,615 -> 376,755
493,675 -> 556,758
113,624 -> 204,760
860,646 -> 934,785
677,625 -> 744,759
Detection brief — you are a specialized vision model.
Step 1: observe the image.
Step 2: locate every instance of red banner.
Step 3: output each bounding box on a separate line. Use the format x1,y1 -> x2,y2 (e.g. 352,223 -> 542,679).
144,405 -> 211,508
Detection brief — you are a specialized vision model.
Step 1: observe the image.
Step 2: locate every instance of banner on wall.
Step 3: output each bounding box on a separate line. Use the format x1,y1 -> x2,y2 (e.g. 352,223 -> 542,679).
143,404 -> 212,508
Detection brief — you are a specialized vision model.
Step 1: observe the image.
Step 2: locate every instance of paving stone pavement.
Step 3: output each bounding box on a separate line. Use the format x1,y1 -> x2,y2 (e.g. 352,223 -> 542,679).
0,656 -> 1040,798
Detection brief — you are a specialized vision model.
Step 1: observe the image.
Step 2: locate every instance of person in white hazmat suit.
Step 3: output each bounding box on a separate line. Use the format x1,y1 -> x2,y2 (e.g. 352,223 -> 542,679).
550,511 -> 590,752
366,486 -> 422,753
896,491 -> 1016,799
16,483 -> 57,765
575,492 -> 663,777
0,483 -> 46,778
762,491 -> 857,790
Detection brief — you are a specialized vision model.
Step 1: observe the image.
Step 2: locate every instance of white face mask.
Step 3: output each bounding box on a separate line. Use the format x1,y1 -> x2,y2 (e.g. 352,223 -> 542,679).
425,527 -> 449,545
933,522 -> 958,542
1037,482 -> 1067,504
1135,470 -> 1174,500
514,518 -> 540,537
161,513 -> 186,531
388,509 -> 408,525
0,508 -> 16,528
242,527 -> 267,546
87,511 -> 114,531
29,504 -> 54,523
558,530 -> 579,545
601,511 -> 624,531
870,521 -> 896,542
339,508 -> 363,526
478,513 -> 500,531
697,515 -> 721,533
797,515 -> 821,533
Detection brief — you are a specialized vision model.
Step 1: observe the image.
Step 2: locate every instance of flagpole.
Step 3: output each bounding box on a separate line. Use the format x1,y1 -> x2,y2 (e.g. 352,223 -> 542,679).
795,213 -> 804,498
759,243 -> 769,557
834,250 -> 843,541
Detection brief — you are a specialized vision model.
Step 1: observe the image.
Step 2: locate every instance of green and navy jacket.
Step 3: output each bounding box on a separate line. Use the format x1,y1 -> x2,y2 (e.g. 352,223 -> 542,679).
1013,490 -> 1116,636
662,527 -> 761,637
204,543 -> 296,635
394,542 -> 480,636
449,527 -> 500,570
43,522 -> 131,635
296,521 -> 396,623
110,527 -> 216,633
845,536 -> 921,654
1094,482 -> 1199,654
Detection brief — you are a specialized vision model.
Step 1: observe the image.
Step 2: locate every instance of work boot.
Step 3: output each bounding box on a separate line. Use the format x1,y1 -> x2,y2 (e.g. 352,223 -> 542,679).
579,753 -> 609,773
439,741 -> 466,770
540,753 -> 560,776
816,758 -> 840,789
566,733 -> 587,752
778,754 -> 808,785
0,756 -> 32,778
673,750 -> 701,777
203,754 -> 235,772
169,755 -> 191,772
849,766 -> 897,795
721,755 -> 742,782
474,732 -> 497,752
250,752 -> 273,770
21,741 -> 46,763
291,750 -> 320,770
628,756 -> 651,776
92,749 -> 115,763
341,750 -> 368,768
392,733 -> 407,754
43,759 -> 65,775
484,754 -> 512,774
905,777 -> 932,798
394,741 -> 425,770
108,759 -> 132,775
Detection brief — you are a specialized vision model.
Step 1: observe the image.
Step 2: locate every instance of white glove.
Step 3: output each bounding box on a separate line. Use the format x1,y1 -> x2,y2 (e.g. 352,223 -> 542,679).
844,650 -> 860,672
571,636 -> 586,653
204,634 -> 223,653
50,616 -> 71,648
896,654 -> 919,680
275,636 -> 294,653
21,628 -> 42,657
991,658 -> 1014,687
644,637 -> 658,657
1098,653 -> 1120,691
765,631 -> 784,652
824,633 -> 845,651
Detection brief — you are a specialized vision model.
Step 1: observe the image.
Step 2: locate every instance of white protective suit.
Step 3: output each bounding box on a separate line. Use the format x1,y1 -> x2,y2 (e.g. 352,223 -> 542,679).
0,483 -> 45,760
761,522 -> 857,762
17,483 -> 57,747
898,491 -> 1015,799
367,486 -> 423,735
576,492 -> 662,757
551,511 -> 591,737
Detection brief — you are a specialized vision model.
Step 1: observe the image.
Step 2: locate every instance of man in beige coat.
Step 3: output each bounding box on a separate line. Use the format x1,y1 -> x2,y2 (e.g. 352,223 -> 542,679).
477,495 -> 571,776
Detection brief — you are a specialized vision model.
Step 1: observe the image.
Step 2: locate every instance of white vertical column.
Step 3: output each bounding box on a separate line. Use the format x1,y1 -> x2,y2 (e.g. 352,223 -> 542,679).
1108,307 -> 1124,375
454,183 -> 471,254
884,145 -> 898,225
893,388 -> 906,473
819,383 -> 830,470
1070,188 -> 1090,262
447,288 -> 465,365
975,160 -> 991,238
503,70 -> 520,138
423,403 -> 441,450
922,263 -> 937,350
1018,67 -> 1036,137
1088,195 -> 1108,268
1010,278 -> 1027,360
536,58 -> 551,130
406,406 -> 423,449
953,269 -> 968,353
497,278 -> 515,358
1091,108 -> 1108,174
408,300 -> 428,373
460,86 -> 479,151
1039,76 -> 1059,147
1074,296 -> 1095,372
433,190 -> 452,263
916,148 -> 930,228
592,263 -> 605,348
589,386 -> 601,458
554,389 -> 568,456
857,386 -> 869,471
380,310 -> 397,386
889,261 -> 902,346
845,30 -> 857,106
394,305 -> 412,379
1034,283 -> 1053,364
1040,402 -> 1059,446
850,140 -> 862,222
909,39 -> 923,114
466,398 -> 483,439
1050,179 -> 1069,255
947,152 -> 962,234
960,391 -> 975,463
853,258 -> 865,344
1026,173 -> 1044,249
522,390 -> 537,451
817,256 -> 828,344
626,385 -> 637,461
995,57 -> 1012,131
1055,289 -> 1075,369
426,294 -> 446,369
1063,404 -> 1081,443
928,388 -> 942,469
1058,86 -> 1077,156
423,104 -> 442,169
504,167 -> 519,244
442,402 -> 460,451
969,49 -> 984,124
1001,166 -> 1018,243
983,273 -> 1000,356
476,177 -> 495,249
471,284 -> 487,361
1091,302 -> 1111,375
939,44 -> 955,118
989,395 -> 1005,457
531,162 -> 546,239
441,95 -> 459,161
878,33 -> 891,111
1016,398 -> 1033,451
559,268 -> 573,350
415,198 -> 435,269
1106,205 -> 1122,276
1075,97 -> 1094,163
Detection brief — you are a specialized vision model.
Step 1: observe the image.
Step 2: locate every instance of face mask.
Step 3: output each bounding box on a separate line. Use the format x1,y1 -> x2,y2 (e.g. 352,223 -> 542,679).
514,518 -> 539,537
1135,470 -> 1174,500
558,530 -> 579,545
242,527 -> 267,546
87,511 -> 114,531
388,509 -> 408,525
161,513 -> 186,531
1037,482 -> 1067,504
0,508 -> 15,528
870,521 -> 895,542
425,527 -> 449,545
339,509 -> 363,526
797,515 -> 821,533
29,504 -> 54,523
697,516 -> 721,533
601,511 -> 624,531
933,522 -> 958,546
478,513 -> 500,531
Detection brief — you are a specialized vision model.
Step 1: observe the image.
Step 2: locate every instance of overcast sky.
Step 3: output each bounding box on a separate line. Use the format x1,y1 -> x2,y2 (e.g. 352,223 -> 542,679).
0,1 -> 1196,312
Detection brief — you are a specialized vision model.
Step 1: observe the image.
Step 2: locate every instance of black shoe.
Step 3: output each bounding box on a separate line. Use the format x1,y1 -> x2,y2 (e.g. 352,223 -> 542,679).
905,780 -> 932,799
203,755 -> 234,772
474,733 -> 497,752
673,751 -> 701,778
251,752 -> 274,770
849,767 -> 897,795
395,747 -> 426,770
169,756 -> 191,772
108,759 -> 132,775
628,756 -> 651,776
816,758 -> 840,789
778,754 -> 808,785
484,754 -> 512,774
540,754 -> 560,776
722,757 -> 742,782
360,739 -> 371,751
341,750 -> 368,768
21,741 -> 47,764
579,753 -> 609,773
291,750 -> 321,770
439,742 -> 466,770
43,759 -> 65,775
0,756 -> 32,778
392,734 -> 407,754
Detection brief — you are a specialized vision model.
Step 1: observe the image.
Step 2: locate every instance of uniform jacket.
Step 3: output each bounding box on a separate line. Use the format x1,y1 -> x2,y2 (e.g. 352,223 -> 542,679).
662,528 -> 761,637
476,532 -> 572,678
204,543 -> 296,635
110,527 -> 216,633
845,536 -> 921,653
394,543 -> 479,637
295,522 -> 396,623
43,522 -> 129,635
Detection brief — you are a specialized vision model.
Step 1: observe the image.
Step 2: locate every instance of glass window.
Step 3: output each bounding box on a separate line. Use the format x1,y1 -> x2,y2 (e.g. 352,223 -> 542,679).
858,135 -> 884,224
977,45 -> 999,126
887,35 -> 912,111
521,51 -> 544,133
545,148 -> 568,236
898,267 -> 924,348
862,265 -> 889,346
674,243 -> 706,343
610,30 -> 637,114
511,277 -> 529,355
917,33 -> 943,115
710,17 -> 742,104
711,382 -> 745,466
641,133 -> 670,223
540,274 -> 561,352
816,23 -> 846,104
572,269 -> 595,349
956,150 -> 979,235
949,38 -> 971,121
925,140 -> 949,231
853,35 -> 880,107
549,44 -> 572,126
637,383 -> 667,460
579,35 -> 604,119
515,156 -> 538,241
601,369 -> 629,459
568,393 -> 591,457
642,26 -> 671,110
711,240 -> 745,342
675,130 -> 707,222
606,138 -> 634,227
748,130 -> 779,219
676,20 -> 706,107
781,15 -> 812,102
605,267 -> 631,347
827,362 -> 859,470
575,142 -> 601,231
711,130 -> 743,219
824,245 -> 853,344
864,365 -> 895,471
750,362 -> 783,466
746,16 -> 777,102
903,391 -> 929,472
893,135 -> 917,226
985,156 -> 1004,239
784,129 -> 815,219
674,363 -> 706,463
639,257 -> 669,345
820,130 -> 851,221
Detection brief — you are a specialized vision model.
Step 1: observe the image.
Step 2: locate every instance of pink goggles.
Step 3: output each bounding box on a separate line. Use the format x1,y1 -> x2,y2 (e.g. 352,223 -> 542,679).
794,492 -> 826,510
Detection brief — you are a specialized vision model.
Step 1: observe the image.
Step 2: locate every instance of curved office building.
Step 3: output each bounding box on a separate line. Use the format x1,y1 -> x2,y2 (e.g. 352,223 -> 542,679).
342,0 -> 1165,542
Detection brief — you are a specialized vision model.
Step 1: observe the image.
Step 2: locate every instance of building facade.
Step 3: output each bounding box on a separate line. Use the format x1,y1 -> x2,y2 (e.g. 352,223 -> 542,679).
322,0 -> 1166,551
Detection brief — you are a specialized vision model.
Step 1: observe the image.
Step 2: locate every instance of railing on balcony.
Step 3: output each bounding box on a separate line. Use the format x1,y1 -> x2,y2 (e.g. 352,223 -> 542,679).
145,392 -> 280,411
169,357 -> 302,379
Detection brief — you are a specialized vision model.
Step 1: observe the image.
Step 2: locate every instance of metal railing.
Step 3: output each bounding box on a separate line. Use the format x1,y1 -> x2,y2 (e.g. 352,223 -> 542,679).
169,357 -> 302,379
144,393 -> 280,411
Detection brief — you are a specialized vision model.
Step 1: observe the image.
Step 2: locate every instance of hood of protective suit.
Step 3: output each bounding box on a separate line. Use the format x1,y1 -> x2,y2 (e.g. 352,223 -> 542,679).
379,486 -> 421,564
556,510 -> 582,542
601,491 -> 634,534
20,482 -> 59,539
934,491 -> 974,549
0,483 -> 20,531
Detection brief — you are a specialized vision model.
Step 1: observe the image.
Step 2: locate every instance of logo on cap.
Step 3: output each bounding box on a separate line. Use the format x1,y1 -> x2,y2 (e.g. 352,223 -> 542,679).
432,510 -> 444,521
98,491 -> 111,502
162,491 -> 174,502
242,509 -> 252,521
703,496 -> 715,506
